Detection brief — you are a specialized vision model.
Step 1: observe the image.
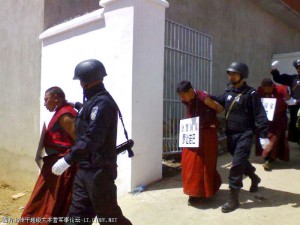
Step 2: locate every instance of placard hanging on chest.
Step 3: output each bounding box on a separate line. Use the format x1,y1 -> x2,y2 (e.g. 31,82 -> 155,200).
179,116 -> 200,148
261,98 -> 277,121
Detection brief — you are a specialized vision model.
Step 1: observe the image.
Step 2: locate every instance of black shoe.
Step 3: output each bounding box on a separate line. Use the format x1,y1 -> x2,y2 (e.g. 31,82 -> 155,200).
221,189 -> 240,213
188,196 -> 203,206
116,217 -> 132,225
249,174 -> 261,193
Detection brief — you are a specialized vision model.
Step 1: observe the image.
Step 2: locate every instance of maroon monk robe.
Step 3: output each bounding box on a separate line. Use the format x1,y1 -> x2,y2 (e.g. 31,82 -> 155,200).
256,85 -> 289,161
181,90 -> 222,198
19,104 -> 78,225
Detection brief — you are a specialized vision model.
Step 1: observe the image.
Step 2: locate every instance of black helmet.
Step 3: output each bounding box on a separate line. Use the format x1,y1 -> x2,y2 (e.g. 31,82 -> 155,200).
227,62 -> 249,79
293,59 -> 300,68
73,59 -> 107,84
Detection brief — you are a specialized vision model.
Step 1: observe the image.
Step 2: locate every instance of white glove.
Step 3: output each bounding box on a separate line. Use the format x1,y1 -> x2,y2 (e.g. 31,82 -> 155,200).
285,98 -> 297,106
259,138 -> 270,149
271,60 -> 279,70
52,158 -> 70,176
297,108 -> 300,117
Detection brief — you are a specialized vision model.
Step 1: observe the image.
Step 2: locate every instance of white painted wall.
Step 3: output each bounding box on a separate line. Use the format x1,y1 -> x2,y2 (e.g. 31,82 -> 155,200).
272,51 -> 300,75
39,0 -> 168,195
129,0 -> 168,189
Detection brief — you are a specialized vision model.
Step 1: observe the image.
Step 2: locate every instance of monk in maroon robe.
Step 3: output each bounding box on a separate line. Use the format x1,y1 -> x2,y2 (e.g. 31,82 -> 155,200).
256,78 -> 289,171
19,87 -> 77,225
177,81 -> 223,205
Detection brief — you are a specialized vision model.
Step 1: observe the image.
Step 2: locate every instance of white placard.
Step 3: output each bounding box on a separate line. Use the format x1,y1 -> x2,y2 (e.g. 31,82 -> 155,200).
261,98 -> 277,121
179,116 -> 200,148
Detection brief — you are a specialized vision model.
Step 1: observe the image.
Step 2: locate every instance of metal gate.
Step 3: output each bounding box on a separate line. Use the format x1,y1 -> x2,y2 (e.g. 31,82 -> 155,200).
163,20 -> 213,155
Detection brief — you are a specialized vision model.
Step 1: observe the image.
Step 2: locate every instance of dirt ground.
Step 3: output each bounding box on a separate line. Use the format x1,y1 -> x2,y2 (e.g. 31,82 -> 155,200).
0,159 -> 181,224
1,142 -> 300,225
0,181 -> 30,224
118,142 -> 300,225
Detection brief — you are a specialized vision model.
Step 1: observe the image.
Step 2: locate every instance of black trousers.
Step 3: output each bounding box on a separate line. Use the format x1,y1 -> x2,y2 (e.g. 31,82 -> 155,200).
66,167 -> 132,225
226,130 -> 256,189
288,105 -> 300,142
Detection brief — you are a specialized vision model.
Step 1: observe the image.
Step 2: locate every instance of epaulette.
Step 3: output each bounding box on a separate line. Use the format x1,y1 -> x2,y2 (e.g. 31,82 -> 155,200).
248,87 -> 257,95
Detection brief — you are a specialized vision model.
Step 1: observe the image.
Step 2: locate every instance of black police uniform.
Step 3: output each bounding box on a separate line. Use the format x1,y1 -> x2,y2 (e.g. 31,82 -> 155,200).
64,83 -> 132,225
212,82 -> 269,190
271,69 -> 300,142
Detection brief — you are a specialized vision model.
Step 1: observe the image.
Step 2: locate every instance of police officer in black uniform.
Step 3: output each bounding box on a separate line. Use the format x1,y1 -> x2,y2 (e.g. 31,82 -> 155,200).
271,59 -> 300,143
212,62 -> 269,213
52,59 -> 132,225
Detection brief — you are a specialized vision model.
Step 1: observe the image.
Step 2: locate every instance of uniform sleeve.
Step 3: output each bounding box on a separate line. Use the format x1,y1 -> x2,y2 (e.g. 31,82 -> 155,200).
64,100 -> 116,164
250,90 -> 269,138
271,69 -> 293,86
210,93 -> 226,107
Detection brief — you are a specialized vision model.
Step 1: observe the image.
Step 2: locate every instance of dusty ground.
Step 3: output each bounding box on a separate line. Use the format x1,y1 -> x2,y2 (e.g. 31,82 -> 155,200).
1,142 -> 300,225
0,181 -> 29,224
119,142 -> 300,225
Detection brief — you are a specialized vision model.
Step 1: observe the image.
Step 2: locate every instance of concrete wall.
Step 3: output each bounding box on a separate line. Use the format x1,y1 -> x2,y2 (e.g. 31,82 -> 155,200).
39,0 -> 168,195
44,0 -> 100,29
166,0 -> 300,95
272,51 -> 300,75
0,0 -> 44,187
129,0 -> 168,191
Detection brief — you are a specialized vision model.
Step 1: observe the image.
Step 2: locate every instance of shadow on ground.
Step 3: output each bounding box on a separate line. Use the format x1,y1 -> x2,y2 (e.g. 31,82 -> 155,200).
147,142 -> 300,211
186,186 -> 300,210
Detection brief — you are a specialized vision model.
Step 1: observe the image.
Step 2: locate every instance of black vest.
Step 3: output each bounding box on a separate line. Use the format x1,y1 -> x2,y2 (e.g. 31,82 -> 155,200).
76,90 -> 118,169
291,76 -> 300,99
224,85 -> 255,133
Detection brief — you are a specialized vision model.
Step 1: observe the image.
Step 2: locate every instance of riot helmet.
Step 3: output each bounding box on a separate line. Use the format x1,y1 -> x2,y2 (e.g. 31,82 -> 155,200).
227,62 -> 249,79
73,59 -> 107,84
293,59 -> 300,68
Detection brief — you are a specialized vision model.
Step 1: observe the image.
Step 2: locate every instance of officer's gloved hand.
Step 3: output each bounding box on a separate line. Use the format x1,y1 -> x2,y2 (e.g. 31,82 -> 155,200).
285,98 -> 297,106
259,138 -> 270,149
270,61 -> 280,76
52,158 -> 70,176
271,60 -> 279,70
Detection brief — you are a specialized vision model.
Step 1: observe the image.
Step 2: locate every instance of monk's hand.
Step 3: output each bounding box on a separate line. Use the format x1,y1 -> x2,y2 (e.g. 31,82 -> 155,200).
52,158 -> 70,176
259,138 -> 270,149
262,150 -> 269,159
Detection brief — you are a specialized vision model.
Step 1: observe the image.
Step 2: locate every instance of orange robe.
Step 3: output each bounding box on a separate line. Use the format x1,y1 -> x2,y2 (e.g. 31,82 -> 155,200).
19,104 -> 77,225
181,91 -> 221,198
255,85 -> 289,161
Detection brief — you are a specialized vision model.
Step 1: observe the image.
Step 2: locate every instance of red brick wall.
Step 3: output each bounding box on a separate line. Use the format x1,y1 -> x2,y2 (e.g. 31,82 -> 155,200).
282,0 -> 300,13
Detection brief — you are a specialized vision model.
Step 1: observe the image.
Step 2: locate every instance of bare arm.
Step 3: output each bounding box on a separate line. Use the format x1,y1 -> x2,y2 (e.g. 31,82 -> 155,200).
204,96 -> 224,113
59,114 -> 76,140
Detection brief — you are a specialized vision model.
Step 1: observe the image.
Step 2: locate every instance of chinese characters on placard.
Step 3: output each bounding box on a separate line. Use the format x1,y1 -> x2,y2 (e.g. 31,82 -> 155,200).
179,116 -> 200,148
261,98 -> 277,121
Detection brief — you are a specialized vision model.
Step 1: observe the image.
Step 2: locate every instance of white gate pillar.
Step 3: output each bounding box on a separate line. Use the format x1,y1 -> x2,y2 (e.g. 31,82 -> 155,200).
100,0 -> 169,190
40,0 -> 168,196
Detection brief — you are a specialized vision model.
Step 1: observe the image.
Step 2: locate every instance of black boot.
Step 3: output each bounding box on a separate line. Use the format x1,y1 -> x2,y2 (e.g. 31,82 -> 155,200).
249,173 -> 261,192
221,188 -> 240,213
